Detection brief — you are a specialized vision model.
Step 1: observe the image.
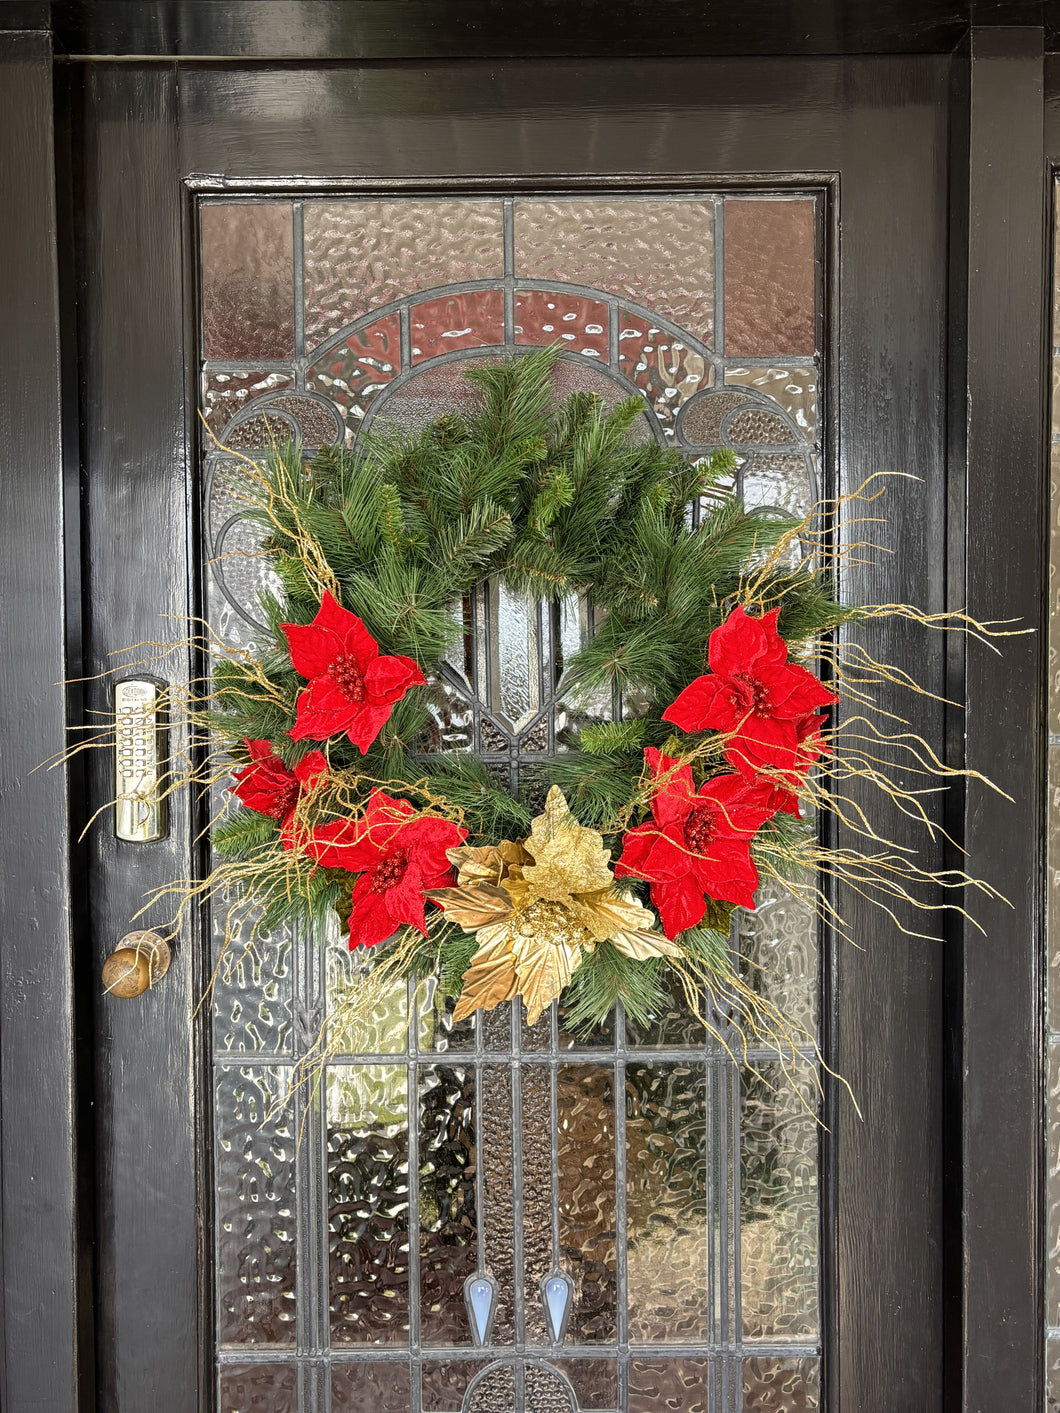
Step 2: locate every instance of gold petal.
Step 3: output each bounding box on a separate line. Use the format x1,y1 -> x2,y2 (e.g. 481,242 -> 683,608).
609,928 -> 683,961
513,935 -> 585,1027
521,785 -> 615,904
426,882 -> 513,930
447,840 -> 531,888
451,921 -> 520,1023
573,887 -> 658,942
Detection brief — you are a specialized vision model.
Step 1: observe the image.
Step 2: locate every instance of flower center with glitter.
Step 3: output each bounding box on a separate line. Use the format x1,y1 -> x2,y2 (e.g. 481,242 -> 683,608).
513,898 -> 595,952
371,848 -> 410,893
329,653 -> 367,703
684,805 -> 717,854
272,781 -> 300,820
729,671 -> 772,717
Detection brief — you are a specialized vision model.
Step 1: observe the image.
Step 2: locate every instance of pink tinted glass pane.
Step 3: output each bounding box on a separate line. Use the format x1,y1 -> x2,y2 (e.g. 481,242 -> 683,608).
410,290 -> 504,363
552,1359 -> 618,1409
421,1360 -> 489,1412
515,290 -> 608,358
306,313 -> 400,433
724,199 -> 816,356
218,1364 -> 297,1412
514,198 -> 714,342
332,1362 -> 412,1412
303,199 -> 503,350
201,203 -> 294,360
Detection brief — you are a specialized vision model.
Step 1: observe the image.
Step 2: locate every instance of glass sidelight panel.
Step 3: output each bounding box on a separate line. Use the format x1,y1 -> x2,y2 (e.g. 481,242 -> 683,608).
201,191 -> 824,1411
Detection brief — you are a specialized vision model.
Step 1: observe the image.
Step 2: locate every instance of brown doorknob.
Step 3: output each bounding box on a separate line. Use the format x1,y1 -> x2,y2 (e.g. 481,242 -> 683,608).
102,930 -> 171,998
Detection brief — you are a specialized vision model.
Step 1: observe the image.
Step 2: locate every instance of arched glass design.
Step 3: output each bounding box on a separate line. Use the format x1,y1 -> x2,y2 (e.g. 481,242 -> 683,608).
201,193 -> 824,1413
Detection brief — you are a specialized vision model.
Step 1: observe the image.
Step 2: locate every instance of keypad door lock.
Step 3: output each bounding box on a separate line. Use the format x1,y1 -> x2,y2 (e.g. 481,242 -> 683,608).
114,678 -> 166,842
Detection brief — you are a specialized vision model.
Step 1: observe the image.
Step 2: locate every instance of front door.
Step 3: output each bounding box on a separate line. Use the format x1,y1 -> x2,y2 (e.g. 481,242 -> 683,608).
72,56 -> 953,1411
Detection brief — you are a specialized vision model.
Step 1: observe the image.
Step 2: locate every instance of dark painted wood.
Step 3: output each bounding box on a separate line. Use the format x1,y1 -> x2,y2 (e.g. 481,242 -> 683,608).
84,53 -> 950,1406
0,28 -> 81,1413
960,26 -> 1047,1412
78,62 -> 202,1413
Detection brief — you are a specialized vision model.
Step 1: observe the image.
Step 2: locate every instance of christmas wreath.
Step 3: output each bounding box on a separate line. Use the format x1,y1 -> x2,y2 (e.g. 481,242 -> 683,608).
143,341 -> 998,1057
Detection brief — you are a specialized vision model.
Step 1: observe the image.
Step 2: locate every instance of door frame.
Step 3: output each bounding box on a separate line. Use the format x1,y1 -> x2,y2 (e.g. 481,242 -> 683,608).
0,9 -> 1047,1412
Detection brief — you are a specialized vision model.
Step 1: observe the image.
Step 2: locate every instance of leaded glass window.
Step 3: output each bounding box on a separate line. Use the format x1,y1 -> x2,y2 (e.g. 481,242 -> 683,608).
201,193 -> 824,1413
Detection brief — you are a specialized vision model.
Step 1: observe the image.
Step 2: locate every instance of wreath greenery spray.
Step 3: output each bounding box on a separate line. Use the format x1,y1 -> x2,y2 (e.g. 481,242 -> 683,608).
151,341 -> 1002,1068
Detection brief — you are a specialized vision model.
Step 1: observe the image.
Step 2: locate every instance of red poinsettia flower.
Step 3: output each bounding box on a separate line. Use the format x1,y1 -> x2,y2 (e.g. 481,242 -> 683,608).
662,605 -> 836,780
281,591 -> 426,752
303,789 -> 467,950
760,711 -> 831,818
615,748 -> 777,936
231,739 -> 328,830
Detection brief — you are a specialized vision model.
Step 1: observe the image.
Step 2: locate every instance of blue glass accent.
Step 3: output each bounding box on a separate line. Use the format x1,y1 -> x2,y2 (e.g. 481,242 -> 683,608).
541,1271 -> 572,1342
463,1272 -> 497,1347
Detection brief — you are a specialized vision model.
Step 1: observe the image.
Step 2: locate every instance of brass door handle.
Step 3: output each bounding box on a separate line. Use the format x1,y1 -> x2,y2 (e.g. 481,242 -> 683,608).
102,930 -> 171,998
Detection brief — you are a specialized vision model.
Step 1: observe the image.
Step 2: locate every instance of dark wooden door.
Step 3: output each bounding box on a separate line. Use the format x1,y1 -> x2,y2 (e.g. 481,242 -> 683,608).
49,46 -> 1029,1413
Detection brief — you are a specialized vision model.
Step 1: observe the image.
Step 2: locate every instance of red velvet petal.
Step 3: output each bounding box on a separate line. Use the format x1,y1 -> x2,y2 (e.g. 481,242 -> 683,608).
761,660 -> 837,718
345,700 -> 396,753
382,868 -> 429,936
289,675 -> 356,742
231,744 -> 296,818
707,605 -> 786,677
347,878 -> 400,949
689,847 -> 760,909
365,652 -> 426,702
650,872 -> 707,939
311,592 -> 380,669
281,619 -> 343,681
643,748 -> 696,829
662,675 -> 728,733
615,822 -> 691,883
293,750 -> 328,789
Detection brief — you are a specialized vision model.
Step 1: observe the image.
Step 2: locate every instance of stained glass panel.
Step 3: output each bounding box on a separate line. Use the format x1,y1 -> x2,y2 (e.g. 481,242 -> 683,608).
201,187 -> 824,1410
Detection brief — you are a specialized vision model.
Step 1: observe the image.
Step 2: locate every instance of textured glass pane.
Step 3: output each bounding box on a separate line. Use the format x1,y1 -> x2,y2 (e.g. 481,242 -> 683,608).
304,199 -> 504,349
493,579 -> 540,730
679,387 -> 757,445
738,879 -> 818,1037
624,970 -> 711,1048
741,453 -> 814,519
1049,1335 -> 1060,1412
525,1362 -> 577,1411
202,202 -> 294,359
212,926 -> 293,1056
216,1066 -> 297,1345
306,314 -> 400,441
553,1358 -> 618,1409
724,366 -> 817,442
558,1065 -> 617,1343
515,289 -> 609,358
724,198 -> 816,356
481,1064 -> 516,1343
420,1064 -> 478,1345
421,1359 -> 489,1411
727,405 -> 801,445
327,934 -> 409,1055
410,290 -> 505,362
523,1063 -> 554,1343
742,1356 -> 821,1410
332,1361 -> 412,1411
419,975 -> 476,1052
626,1065 -> 708,1342
618,308 -> 709,438
515,198 -> 715,341
1050,1042 -> 1060,1328
464,1362 -> 516,1410
328,1066 -> 410,1344
1049,745 -> 1060,1028
629,1358 -> 709,1413
203,370 -> 293,437
1051,446 -> 1060,735
218,1363 -> 298,1412
741,1062 -> 819,1340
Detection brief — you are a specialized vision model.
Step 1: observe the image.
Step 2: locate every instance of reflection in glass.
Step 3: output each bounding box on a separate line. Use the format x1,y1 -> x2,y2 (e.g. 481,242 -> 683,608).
218,1363 -> 298,1412
331,1361 -> 412,1411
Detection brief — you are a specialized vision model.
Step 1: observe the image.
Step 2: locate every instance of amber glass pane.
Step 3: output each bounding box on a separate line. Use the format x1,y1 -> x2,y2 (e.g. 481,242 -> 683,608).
201,203 -> 294,359
628,1358 -> 709,1413
742,1356 -> 820,1410
724,198 -> 816,356
332,1361 -> 412,1411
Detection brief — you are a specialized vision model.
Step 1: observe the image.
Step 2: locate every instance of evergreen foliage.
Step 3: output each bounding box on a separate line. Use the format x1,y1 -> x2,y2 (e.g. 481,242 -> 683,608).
206,345 -> 851,1030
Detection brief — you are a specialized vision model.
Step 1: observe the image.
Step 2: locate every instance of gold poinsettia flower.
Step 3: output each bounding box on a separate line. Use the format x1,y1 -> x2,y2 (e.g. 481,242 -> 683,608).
428,785 -> 680,1025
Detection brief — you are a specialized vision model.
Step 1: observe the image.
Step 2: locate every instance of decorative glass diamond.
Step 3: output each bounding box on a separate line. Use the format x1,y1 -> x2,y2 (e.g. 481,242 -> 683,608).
463,1271 -> 498,1347
541,1271 -> 573,1342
